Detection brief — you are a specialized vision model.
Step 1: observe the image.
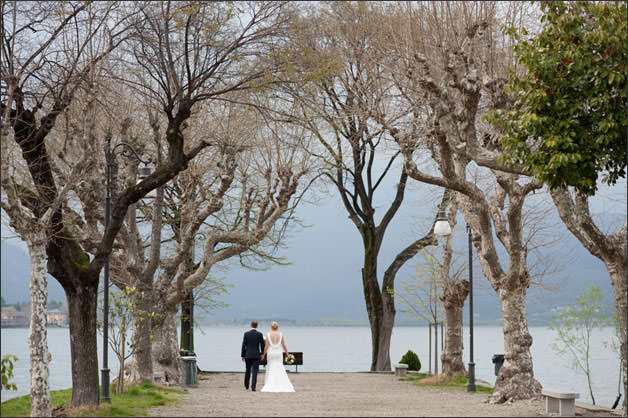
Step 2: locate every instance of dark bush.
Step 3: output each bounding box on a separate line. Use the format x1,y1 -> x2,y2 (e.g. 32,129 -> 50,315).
400,350 -> 421,371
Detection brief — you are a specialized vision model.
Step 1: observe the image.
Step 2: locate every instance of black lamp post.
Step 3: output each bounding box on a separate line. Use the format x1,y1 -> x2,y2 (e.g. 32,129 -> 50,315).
466,223 -> 476,392
101,132 -> 152,403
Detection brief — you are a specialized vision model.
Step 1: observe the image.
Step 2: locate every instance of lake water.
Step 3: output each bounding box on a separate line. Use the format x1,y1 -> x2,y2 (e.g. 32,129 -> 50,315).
1,325 -> 623,408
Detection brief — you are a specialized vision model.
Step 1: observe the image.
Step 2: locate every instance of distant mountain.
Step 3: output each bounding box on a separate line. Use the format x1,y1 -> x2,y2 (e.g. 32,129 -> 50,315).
0,224 -> 619,323
1,241 -> 66,303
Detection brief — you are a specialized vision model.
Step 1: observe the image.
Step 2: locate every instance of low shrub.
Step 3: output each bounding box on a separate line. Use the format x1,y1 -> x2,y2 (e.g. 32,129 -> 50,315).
400,350 -> 421,371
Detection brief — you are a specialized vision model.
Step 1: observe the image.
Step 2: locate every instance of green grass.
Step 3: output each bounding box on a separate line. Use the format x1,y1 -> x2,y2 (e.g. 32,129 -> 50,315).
0,383 -> 187,417
400,374 -> 494,394
399,373 -> 431,382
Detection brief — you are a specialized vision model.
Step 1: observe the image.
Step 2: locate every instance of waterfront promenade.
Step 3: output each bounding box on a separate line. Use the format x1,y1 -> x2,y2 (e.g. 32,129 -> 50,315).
150,372 -> 621,417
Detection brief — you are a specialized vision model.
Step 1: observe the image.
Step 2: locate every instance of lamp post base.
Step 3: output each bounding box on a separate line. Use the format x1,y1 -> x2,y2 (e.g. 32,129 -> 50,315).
101,368 -> 111,403
467,362 -> 476,392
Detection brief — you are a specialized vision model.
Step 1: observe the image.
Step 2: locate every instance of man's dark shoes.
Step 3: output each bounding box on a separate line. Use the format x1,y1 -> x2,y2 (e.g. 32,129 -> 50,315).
252,388 -> 256,391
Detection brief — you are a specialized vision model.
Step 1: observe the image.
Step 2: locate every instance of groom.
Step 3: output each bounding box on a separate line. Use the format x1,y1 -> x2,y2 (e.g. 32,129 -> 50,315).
241,320 -> 265,391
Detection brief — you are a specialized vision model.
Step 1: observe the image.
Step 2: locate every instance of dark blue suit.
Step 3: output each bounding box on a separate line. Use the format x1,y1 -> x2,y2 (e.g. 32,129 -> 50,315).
241,328 -> 265,390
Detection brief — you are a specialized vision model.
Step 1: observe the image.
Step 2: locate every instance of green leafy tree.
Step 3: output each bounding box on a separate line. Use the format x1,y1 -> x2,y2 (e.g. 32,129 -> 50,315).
1,354 -> 18,391
489,1 -> 627,195
548,285 -> 611,405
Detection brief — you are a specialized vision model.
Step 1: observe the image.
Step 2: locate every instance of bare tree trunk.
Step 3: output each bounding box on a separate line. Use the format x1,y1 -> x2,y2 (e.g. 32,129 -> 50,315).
378,300 -> 394,371
27,235 -> 52,417
491,286 -> 541,402
66,284 -> 100,407
130,284 -> 154,383
608,262 -> 627,411
440,280 -> 469,377
362,240 -> 392,372
152,310 -> 181,384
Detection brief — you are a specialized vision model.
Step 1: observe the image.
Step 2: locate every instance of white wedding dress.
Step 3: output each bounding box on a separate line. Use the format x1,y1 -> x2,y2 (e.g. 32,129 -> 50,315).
261,332 -> 295,392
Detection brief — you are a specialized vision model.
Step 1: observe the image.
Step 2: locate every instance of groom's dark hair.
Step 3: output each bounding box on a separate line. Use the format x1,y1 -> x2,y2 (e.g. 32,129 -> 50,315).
251,321 -> 258,328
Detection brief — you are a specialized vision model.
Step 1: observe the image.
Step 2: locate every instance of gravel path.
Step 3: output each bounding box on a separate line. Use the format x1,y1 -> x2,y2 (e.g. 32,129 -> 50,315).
150,372 -> 618,417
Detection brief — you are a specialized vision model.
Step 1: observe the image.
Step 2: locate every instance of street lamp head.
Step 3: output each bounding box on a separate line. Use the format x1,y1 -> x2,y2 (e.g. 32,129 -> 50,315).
138,165 -> 152,179
434,210 -> 452,236
137,165 -> 156,199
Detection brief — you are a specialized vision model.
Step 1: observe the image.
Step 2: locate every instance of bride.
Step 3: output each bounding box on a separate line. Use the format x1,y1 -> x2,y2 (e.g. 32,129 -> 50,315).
260,321 -> 295,392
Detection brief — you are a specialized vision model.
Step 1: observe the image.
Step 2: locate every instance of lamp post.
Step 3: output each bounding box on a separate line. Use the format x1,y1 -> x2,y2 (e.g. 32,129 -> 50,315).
101,132 -> 152,403
466,223 -> 476,392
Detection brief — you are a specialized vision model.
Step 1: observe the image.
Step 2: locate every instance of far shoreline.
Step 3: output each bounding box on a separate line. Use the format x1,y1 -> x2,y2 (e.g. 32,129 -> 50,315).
1,321 -> 600,330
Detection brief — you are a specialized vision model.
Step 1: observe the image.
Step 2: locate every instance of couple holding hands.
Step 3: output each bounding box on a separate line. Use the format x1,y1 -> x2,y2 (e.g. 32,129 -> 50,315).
241,320 -> 295,392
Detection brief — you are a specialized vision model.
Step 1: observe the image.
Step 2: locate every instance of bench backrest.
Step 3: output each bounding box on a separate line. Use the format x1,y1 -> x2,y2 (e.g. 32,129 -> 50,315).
260,351 -> 303,366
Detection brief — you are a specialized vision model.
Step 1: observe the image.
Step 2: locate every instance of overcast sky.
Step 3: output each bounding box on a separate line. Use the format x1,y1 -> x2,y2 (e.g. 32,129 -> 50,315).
2,161 -> 625,322
207,171 -> 625,321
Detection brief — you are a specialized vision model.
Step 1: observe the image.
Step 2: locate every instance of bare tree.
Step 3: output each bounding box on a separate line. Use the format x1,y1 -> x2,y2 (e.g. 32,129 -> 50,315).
382,2 -> 626,405
66,0 -> 305,387
72,90 -> 314,385
281,2 -> 448,371
0,1 -> 140,408
1,0 -> 298,406
141,106 -> 311,382
375,2 -> 546,402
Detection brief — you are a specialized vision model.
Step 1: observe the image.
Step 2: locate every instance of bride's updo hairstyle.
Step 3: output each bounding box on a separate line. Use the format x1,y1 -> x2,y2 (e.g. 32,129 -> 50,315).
270,321 -> 279,330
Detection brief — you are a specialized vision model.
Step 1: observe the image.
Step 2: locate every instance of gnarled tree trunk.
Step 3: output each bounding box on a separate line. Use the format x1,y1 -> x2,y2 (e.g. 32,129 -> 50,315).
491,286 -> 541,402
440,280 -> 469,377
130,284 -> 155,383
152,310 -> 181,384
27,234 -> 52,417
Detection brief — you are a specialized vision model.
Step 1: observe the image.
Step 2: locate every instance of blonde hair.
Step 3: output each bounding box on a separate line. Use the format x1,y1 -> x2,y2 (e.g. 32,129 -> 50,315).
270,321 -> 279,330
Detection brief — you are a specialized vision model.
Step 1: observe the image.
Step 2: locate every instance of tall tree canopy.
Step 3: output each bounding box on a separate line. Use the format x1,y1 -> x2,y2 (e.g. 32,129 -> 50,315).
490,1 -> 627,195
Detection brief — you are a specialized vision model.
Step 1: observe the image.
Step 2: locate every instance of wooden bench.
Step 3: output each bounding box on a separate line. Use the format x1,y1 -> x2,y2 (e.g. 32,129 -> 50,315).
541,390 -> 579,416
394,363 -> 408,377
260,352 -> 303,372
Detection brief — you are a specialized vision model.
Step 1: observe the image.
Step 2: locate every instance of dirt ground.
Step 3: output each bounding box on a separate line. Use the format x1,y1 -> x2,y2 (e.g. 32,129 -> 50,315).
150,372 -> 621,417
